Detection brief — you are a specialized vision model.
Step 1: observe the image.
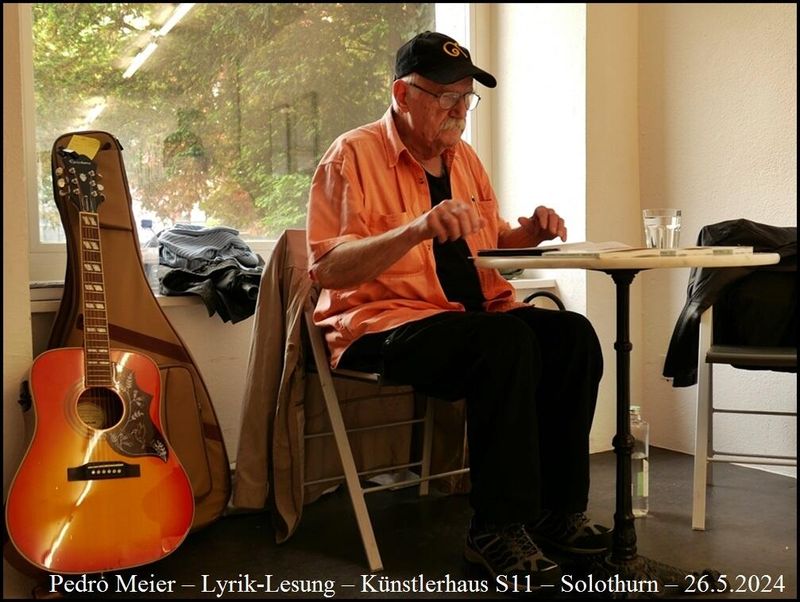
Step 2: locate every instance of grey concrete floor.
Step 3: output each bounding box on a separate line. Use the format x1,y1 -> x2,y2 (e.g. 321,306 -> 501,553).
4,448 -> 796,599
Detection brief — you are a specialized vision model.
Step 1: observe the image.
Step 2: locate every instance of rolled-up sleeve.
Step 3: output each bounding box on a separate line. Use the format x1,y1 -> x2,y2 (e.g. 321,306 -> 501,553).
306,145 -> 369,271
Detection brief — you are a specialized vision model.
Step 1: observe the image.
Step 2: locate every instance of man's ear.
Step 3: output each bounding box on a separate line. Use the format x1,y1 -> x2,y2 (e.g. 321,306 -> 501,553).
392,78 -> 410,113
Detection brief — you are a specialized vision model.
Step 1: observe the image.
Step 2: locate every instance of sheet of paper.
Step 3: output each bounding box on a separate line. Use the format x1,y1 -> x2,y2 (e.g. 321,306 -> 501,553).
66,134 -> 101,160
538,241 -> 632,256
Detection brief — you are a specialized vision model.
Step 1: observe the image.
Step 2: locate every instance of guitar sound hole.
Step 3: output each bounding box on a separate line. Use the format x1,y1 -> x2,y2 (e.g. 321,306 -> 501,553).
76,387 -> 125,430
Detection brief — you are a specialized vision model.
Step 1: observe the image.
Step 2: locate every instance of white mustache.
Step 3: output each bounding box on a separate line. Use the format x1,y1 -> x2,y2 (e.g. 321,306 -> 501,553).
442,118 -> 466,132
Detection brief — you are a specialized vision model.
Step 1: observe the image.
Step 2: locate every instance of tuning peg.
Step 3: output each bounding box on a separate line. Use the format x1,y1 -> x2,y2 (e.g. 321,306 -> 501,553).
97,184 -> 105,191
57,177 -> 66,189
55,167 -> 64,176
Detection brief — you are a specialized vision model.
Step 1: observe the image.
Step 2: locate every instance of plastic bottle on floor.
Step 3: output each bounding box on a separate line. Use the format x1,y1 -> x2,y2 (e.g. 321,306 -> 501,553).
630,405 -> 649,517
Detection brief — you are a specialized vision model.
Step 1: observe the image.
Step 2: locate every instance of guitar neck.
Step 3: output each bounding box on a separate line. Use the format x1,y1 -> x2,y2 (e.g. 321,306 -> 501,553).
79,211 -> 113,387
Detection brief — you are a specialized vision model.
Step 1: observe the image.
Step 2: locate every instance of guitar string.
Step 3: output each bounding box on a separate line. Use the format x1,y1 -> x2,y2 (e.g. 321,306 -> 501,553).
76,165 -> 115,466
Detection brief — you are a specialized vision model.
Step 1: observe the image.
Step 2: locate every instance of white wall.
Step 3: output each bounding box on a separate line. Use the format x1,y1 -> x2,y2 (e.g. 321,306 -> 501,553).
585,4 -> 643,454
638,3 -> 797,476
3,3 -> 34,496
492,4 -> 589,317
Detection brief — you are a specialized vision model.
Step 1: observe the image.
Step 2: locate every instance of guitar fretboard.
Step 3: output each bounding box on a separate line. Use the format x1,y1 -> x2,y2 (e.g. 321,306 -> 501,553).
79,211 -> 113,387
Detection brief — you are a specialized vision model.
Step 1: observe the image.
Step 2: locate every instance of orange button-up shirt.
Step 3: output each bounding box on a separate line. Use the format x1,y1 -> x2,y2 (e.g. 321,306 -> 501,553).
307,108 -> 525,367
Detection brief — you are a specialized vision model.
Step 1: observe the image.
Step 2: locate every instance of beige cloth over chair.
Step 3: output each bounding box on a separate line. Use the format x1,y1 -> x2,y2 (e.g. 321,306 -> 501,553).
232,229 -> 469,542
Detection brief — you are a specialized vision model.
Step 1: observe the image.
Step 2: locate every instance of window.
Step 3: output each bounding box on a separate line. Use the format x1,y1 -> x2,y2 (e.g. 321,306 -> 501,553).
29,3 -> 479,280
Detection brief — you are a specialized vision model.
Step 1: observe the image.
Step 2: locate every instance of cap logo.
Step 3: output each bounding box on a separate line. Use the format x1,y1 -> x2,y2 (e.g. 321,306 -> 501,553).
442,41 -> 466,58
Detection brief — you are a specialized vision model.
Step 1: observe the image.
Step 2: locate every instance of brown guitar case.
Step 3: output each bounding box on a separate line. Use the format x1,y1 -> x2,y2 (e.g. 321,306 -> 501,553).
46,131 -> 231,531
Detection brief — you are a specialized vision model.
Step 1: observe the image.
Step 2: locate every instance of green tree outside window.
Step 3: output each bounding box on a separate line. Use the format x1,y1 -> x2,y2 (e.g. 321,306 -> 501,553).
33,3 -> 434,240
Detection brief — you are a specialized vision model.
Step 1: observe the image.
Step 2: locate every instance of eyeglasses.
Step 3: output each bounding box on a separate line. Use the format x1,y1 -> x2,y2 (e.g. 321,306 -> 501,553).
407,82 -> 481,111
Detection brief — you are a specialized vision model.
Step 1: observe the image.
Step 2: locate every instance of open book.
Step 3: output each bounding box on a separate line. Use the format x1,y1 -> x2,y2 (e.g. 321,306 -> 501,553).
477,241 -> 629,257
477,241 -> 754,258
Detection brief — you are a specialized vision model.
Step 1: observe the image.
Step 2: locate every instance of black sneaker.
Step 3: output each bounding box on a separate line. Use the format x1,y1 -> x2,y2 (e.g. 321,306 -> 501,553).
527,510 -> 612,555
465,521 -> 562,592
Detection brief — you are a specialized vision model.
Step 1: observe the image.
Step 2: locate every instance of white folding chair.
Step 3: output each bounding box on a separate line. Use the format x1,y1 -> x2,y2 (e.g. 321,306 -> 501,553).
692,306 -> 797,530
302,287 -> 469,572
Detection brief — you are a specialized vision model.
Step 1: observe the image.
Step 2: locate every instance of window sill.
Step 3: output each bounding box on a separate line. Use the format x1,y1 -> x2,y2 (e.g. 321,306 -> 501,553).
507,277 -> 557,290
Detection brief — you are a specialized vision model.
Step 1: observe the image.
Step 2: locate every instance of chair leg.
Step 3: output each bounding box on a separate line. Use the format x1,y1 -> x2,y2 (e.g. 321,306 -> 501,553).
707,369 -> 714,487
305,311 -> 384,572
419,394 -> 434,497
692,310 -> 713,530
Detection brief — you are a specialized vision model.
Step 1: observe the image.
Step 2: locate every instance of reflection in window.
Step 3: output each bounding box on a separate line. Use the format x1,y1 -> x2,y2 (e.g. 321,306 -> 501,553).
33,3 -> 435,242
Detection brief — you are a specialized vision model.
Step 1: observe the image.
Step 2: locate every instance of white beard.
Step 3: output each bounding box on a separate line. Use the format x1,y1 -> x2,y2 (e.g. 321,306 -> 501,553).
441,118 -> 466,133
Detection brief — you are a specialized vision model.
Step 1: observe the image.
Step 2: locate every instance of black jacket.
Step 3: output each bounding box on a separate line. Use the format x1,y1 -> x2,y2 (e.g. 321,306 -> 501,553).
662,219 -> 797,387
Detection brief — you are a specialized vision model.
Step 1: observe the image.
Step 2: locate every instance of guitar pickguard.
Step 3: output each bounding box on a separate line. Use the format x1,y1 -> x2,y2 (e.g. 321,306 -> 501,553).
105,362 -> 169,461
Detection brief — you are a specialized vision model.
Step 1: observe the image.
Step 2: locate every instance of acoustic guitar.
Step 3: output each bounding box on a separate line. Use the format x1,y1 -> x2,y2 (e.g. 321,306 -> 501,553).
5,148 -> 194,574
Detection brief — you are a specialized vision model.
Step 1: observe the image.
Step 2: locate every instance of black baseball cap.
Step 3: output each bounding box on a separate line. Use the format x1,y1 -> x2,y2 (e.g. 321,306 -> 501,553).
394,31 -> 497,88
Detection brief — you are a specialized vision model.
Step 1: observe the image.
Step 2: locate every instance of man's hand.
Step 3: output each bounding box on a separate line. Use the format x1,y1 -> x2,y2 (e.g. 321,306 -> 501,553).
498,205 -> 567,249
518,206 -> 567,244
412,198 -> 486,244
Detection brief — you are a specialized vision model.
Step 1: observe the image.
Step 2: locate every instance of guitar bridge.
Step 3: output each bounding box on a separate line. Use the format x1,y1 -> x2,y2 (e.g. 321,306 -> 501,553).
67,461 -> 140,481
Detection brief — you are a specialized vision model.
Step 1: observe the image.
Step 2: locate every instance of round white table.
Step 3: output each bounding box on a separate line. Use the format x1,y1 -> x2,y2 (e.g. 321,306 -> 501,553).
474,251 -> 780,273
474,251 -> 781,588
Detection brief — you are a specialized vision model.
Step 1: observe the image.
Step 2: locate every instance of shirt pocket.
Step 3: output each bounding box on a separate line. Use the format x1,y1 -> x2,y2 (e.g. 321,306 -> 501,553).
473,196 -> 500,245
367,212 -> 426,276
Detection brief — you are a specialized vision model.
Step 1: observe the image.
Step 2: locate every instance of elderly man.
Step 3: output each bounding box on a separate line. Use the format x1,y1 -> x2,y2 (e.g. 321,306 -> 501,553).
306,31 -> 609,590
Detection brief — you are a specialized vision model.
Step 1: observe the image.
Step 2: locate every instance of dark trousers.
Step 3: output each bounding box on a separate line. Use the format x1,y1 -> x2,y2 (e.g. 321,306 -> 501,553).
339,307 -> 603,527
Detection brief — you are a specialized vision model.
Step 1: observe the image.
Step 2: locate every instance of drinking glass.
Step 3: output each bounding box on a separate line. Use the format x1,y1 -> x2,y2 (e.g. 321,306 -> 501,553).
642,208 -> 681,249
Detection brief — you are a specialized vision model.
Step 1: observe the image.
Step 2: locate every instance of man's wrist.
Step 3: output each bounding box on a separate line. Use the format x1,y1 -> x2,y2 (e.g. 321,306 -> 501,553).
498,226 -> 538,249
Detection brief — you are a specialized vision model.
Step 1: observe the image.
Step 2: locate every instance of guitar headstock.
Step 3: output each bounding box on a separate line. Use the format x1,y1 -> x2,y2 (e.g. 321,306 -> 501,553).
56,148 -> 105,213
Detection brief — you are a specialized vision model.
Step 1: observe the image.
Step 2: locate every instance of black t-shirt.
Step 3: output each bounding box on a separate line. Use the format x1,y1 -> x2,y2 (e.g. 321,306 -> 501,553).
425,169 -> 485,312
